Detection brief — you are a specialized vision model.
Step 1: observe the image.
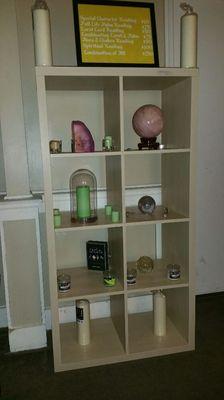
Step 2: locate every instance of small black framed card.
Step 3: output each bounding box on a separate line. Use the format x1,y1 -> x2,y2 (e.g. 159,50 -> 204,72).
73,0 -> 159,67
86,241 -> 108,271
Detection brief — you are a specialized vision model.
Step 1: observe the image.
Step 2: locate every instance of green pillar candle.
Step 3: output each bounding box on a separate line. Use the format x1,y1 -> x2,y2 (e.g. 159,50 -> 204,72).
105,204 -> 113,216
54,213 -> 61,228
111,210 -> 120,223
76,186 -> 91,219
53,208 -> 61,228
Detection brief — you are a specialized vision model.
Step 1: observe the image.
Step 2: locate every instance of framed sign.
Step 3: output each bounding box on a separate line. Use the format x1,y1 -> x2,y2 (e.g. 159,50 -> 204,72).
73,0 -> 159,67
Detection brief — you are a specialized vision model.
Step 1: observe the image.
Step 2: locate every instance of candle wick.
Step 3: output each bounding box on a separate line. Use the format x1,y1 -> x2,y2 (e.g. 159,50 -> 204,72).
180,2 -> 194,14
32,0 -> 49,10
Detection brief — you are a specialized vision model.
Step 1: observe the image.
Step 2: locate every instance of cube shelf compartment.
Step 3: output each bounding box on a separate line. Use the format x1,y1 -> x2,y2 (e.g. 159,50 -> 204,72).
128,309 -> 188,355
59,292 -> 126,369
57,267 -> 124,302
127,261 -> 188,293
46,75 -> 121,153
128,287 -> 190,355
36,67 -> 198,371
60,316 -> 126,368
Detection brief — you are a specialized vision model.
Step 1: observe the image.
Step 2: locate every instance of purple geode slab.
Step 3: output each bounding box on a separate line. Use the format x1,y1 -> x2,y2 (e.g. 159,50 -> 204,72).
71,120 -> 95,152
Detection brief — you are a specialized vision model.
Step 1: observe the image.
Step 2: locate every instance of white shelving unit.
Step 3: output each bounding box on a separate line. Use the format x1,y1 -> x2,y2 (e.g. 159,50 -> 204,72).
36,66 -> 198,372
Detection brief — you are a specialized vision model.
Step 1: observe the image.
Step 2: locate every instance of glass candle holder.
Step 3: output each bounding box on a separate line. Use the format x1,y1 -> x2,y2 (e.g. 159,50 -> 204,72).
70,169 -> 97,223
57,273 -> 71,292
127,266 -> 137,285
103,270 -> 116,287
167,264 -> 181,280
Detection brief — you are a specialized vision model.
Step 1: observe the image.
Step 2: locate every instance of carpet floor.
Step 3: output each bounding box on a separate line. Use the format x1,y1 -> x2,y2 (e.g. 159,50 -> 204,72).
0,293 -> 224,400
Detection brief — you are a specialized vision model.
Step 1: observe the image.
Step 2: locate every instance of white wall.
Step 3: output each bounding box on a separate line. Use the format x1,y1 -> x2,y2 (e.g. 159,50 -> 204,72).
166,0 -> 224,293
14,0 -> 165,193
1,0 -> 224,326
0,0 -> 165,314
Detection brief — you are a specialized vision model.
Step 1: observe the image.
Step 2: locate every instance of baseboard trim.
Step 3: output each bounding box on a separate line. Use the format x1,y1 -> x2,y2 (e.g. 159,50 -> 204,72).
8,324 -> 47,352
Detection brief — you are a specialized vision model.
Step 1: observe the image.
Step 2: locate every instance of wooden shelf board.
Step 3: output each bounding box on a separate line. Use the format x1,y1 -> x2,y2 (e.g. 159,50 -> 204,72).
126,206 -> 189,225
60,318 -> 125,365
58,313 -> 189,370
51,149 -> 190,158
128,312 -> 188,354
55,210 -> 123,232
36,66 -> 198,78
124,148 -> 191,155
55,208 -> 189,232
51,151 -> 121,158
58,267 -> 124,302
127,261 -> 188,293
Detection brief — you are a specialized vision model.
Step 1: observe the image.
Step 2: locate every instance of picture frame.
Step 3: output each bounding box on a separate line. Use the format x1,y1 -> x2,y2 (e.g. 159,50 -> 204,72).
73,0 -> 159,67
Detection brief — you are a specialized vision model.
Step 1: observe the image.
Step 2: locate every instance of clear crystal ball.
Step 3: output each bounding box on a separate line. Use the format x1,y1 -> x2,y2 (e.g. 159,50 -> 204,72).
138,196 -> 156,214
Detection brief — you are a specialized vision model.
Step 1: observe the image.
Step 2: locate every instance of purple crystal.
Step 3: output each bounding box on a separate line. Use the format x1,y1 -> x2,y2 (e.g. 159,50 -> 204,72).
71,121 -> 95,152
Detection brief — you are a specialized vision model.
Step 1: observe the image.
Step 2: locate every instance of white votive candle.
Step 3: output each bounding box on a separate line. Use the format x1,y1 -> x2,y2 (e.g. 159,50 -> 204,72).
32,0 -> 52,66
153,290 -> 166,336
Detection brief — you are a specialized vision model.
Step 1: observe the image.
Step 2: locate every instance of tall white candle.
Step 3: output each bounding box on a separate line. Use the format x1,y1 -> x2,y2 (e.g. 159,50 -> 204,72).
32,0 -> 52,66
180,3 -> 198,68
76,299 -> 90,346
153,290 -> 166,336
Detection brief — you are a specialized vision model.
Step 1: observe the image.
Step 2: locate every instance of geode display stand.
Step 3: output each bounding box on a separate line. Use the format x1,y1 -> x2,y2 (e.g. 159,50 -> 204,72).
138,137 -> 160,150
132,104 -> 163,150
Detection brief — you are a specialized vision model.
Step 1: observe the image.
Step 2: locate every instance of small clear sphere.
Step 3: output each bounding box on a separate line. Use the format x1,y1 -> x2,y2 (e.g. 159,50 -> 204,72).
138,196 -> 156,214
136,256 -> 154,273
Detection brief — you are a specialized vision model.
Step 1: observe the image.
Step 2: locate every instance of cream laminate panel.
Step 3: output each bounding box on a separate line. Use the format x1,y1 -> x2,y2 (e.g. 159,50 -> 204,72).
0,237 -> 6,307
36,68 -> 197,371
3,220 -> 42,327
0,0 -> 30,197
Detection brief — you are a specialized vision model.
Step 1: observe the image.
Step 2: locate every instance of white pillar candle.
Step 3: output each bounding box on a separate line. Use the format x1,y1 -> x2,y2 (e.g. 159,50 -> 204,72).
32,0 -> 52,66
180,3 -> 198,68
76,299 -> 90,346
153,290 -> 166,336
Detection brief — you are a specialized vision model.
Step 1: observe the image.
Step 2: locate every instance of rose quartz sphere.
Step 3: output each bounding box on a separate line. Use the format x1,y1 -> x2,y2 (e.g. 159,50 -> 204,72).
132,104 -> 164,138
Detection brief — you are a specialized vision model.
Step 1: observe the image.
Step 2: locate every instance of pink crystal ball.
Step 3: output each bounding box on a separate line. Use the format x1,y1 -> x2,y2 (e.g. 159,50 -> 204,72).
132,105 -> 164,138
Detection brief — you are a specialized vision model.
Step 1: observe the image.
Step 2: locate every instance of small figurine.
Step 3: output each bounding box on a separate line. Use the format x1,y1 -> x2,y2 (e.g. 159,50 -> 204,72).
163,207 -> 169,218
71,121 -> 95,153
49,140 -> 62,153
